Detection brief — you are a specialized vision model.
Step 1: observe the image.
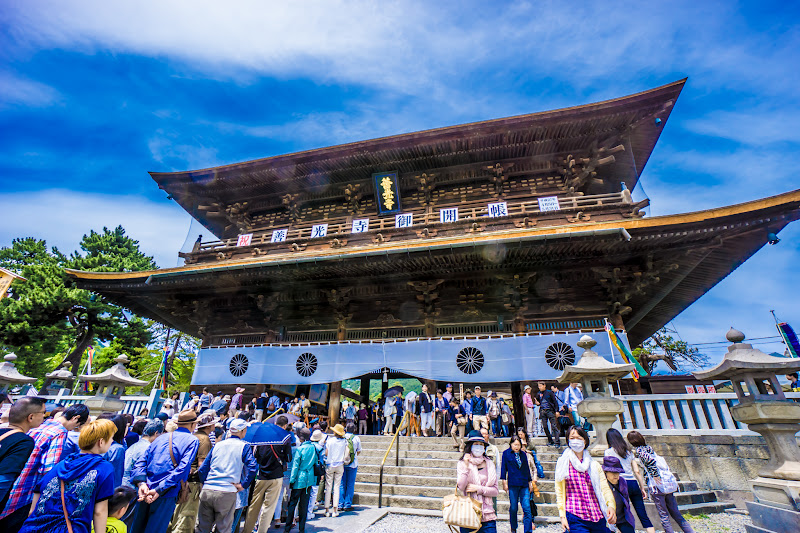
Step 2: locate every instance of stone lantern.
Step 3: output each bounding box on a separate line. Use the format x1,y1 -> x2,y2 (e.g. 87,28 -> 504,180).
693,328 -> 800,533
44,362 -> 76,395
79,355 -> 147,417
558,335 -> 635,456
0,353 -> 37,393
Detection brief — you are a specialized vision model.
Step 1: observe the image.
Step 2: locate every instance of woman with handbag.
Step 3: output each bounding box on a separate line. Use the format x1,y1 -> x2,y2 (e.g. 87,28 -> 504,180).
20,419 -> 117,533
516,428 -> 544,479
627,431 -> 695,533
605,429 -> 655,533
555,426 -> 616,533
500,436 -> 536,533
500,400 -> 512,437
454,431 -> 499,533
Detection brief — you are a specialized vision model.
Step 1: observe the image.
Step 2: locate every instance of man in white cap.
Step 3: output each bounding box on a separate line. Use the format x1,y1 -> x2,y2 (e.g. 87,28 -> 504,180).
195,418 -> 257,533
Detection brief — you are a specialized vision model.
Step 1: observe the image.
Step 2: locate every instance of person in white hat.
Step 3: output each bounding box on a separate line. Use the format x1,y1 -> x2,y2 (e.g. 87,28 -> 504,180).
195,418 -> 257,533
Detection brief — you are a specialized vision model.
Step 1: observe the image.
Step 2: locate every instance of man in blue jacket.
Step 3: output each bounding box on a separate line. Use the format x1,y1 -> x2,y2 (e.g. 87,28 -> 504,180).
131,409 -> 200,533
470,386 -> 488,432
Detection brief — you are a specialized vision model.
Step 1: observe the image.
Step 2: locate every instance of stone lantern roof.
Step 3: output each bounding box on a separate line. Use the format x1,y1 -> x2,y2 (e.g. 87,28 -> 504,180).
558,335 -> 636,384
0,353 -> 37,385
46,362 -> 75,381
693,328 -> 800,381
79,355 -> 147,387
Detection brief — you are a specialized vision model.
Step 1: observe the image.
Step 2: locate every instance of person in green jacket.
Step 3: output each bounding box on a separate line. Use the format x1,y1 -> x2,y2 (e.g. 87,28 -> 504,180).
285,427 -> 319,533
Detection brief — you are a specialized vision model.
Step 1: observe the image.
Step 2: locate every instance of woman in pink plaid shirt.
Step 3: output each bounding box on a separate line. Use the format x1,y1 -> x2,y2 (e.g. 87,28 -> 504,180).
554,427 -> 616,533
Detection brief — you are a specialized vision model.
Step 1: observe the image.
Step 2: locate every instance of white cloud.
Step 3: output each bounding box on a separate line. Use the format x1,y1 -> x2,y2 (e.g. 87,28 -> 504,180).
684,109 -> 800,145
1,189 -> 192,268
0,71 -> 60,107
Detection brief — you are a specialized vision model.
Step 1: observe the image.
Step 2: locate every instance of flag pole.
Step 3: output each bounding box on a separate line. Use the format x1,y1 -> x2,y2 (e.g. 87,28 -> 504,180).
771,310 -> 789,353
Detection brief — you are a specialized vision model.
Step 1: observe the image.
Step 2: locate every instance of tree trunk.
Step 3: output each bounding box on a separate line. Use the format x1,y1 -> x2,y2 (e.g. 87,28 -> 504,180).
42,322 -> 94,392
165,333 -> 183,386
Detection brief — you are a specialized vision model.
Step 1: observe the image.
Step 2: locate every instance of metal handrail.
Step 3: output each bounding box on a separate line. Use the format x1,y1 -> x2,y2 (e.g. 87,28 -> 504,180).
378,411 -> 410,508
264,408 -> 284,421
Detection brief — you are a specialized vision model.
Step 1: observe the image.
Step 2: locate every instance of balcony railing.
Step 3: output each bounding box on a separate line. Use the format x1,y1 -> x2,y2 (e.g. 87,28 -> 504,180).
191,190 -> 641,255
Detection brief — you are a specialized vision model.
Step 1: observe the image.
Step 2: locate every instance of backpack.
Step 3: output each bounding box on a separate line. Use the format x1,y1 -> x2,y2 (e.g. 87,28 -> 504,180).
343,435 -> 356,466
489,400 -> 500,419
313,446 -> 325,479
648,453 -> 679,494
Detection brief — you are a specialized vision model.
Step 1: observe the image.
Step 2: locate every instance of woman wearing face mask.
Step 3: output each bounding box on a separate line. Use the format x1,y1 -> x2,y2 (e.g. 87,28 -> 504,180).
555,427 -> 616,533
456,430 -> 499,533
500,436 -> 535,533
516,427 -> 544,479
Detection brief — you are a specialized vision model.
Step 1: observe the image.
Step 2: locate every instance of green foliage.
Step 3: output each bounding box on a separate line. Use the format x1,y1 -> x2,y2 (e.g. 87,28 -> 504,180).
633,328 -> 709,374
342,377 -> 423,402
0,226 -> 158,381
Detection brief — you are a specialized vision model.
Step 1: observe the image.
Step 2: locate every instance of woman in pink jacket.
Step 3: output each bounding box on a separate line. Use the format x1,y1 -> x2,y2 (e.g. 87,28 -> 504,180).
456,430 -> 499,533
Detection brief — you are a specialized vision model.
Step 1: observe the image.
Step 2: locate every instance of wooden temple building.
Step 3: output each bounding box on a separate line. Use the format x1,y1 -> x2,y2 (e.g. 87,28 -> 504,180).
67,79 -> 800,423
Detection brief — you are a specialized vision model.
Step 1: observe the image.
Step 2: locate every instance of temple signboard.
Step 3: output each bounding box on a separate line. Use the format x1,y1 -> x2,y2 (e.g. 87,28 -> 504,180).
0,267 -> 24,301
373,171 -> 401,215
538,196 -> 561,212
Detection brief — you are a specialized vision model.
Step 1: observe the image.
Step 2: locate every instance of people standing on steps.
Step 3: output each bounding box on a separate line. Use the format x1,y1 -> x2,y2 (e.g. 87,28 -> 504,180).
357,404 -> 368,435
604,429 -> 655,533
501,435 -> 535,533
461,390 -> 474,431
419,384 -> 434,437
130,409 -> 200,533
323,424 -> 347,517
243,415 -> 292,533
284,427 -> 318,533
382,395 -> 395,435
516,428 -> 544,479
435,390 -> 449,437
555,426 -> 616,533
523,385 -> 536,436
338,422 -> 362,512
487,391 -> 501,437
564,383 -> 584,427
18,419 -> 117,533
167,412 -> 213,533
479,428 -> 501,514
195,418 -> 257,533
535,381 -> 561,448
449,397 -> 468,449
500,399 -> 513,437
393,395 -> 404,433
456,430 -> 499,533
627,431 -> 696,533
471,386 -> 489,432
404,390 -> 420,437
602,456 -> 637,533
0,397 -> 44,513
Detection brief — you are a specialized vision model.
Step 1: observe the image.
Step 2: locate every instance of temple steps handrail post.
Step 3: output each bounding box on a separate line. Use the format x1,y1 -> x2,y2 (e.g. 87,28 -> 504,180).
378,410 -> 410,509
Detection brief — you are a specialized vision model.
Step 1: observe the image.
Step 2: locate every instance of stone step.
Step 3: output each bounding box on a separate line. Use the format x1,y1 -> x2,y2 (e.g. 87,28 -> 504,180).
357,456 -> 558,471
358,435 -> 553,446
358,447 -> 563,461
355,471 -> 698,493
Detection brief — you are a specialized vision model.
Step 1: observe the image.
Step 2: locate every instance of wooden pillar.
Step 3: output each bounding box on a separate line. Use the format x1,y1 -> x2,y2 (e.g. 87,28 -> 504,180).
511,382 -> 525,430
360,377 -> 370,406
328,381 -> 342,426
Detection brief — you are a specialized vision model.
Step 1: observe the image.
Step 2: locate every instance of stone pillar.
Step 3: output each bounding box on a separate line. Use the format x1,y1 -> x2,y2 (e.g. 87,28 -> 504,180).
328,381 -> 342,426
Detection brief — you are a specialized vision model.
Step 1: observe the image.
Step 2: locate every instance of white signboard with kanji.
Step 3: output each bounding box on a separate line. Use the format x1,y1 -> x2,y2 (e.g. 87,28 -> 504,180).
311,224 -> 328,238
440,207 -> 458,223
395,213 -> 413,228
351,219 -> 370,233
236,233 -> 253,247
271,229 -> 288,243
537,196 -> 561,212
487,202 -> 508,218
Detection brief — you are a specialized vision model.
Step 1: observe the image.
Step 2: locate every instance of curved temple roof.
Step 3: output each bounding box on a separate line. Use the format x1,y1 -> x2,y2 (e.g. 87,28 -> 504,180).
152,79 -> 686,238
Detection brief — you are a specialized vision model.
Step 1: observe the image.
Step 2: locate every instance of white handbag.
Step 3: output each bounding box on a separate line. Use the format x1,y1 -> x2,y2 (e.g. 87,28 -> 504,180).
442,489 -> 482,533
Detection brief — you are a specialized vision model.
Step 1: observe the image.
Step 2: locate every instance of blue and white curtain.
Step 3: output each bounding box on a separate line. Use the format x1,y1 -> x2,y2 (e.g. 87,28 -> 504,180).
192,331 -> 631,385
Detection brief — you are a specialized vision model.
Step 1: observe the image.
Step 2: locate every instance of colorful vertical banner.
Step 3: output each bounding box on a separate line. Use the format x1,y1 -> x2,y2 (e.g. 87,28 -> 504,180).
161,346 -> 170,389
84,346 -> 95,392
777,322 -> 800,358
605,319 -> 649,381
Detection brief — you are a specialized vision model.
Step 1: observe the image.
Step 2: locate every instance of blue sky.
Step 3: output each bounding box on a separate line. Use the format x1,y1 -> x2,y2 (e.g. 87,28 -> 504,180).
1,1 -> 798,364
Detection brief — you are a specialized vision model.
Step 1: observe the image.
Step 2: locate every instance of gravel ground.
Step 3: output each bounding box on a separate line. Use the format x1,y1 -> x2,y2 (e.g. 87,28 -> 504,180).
360,512 -> 752,533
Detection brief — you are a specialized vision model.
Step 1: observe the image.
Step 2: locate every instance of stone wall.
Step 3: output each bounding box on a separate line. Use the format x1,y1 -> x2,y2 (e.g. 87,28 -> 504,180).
646,433 -> 795,508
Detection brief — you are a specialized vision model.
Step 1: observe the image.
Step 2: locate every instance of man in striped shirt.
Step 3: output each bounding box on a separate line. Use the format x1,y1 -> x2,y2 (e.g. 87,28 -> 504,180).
0,403 -> 89,533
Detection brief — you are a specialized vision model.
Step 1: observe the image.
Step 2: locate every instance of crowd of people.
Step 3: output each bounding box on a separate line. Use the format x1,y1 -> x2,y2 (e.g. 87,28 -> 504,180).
0,389 -> 361,533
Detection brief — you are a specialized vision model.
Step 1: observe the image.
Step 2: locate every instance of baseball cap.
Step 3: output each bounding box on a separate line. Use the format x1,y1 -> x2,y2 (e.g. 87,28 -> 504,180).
229,418 -> 248,432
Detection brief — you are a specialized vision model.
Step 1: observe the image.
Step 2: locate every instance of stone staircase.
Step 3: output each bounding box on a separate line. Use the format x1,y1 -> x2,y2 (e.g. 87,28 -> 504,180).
353,435 -> 735,526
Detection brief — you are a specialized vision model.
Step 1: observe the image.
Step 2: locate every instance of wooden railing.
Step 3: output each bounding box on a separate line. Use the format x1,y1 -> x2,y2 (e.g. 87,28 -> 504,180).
193,190 -> 634,253
617,392 -> 800,435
